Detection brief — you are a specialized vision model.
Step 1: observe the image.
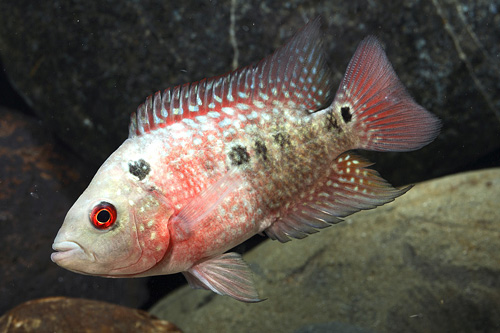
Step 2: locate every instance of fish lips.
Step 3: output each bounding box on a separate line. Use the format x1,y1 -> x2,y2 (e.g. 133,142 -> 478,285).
51,241 -> 91,265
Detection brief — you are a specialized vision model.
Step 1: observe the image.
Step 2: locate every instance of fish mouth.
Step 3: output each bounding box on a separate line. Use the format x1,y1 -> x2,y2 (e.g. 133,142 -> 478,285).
51,241 -> 87,264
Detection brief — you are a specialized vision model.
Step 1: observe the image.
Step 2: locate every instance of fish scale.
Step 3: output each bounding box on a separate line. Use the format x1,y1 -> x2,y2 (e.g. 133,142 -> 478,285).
51,17 -> 440,303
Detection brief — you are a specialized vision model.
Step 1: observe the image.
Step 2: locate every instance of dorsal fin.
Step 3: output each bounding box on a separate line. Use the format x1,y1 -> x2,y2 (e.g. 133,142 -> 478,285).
129,17 -> 333,138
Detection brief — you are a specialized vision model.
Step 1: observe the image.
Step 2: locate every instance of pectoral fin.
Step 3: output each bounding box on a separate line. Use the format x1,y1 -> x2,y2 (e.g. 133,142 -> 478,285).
183,252 -> 263,303
171,170 -> 243,240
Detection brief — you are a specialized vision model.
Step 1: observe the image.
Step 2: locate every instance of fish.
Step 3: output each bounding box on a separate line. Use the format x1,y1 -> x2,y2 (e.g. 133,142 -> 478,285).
51,18 -> 440,302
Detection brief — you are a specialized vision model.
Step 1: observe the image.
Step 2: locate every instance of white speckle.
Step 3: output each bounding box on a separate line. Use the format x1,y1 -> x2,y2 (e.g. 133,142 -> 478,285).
326,180 -> 333,186
218,118 -> 232,128
196,115 -> 208,123
238,114 -> 247,122
83,118 -> 94,128
222,107 -> 235,115
188,104 -> 199,112
247,111 -> 258,120
207,134 -> 216,141
128,200 -> 134,206
253,100 -> 265,109
193,138 -> 203,145
258,92 -> 269,101
346,167 -> 350,173
147,220 -> 154,228
139,225 -> 145,232
150,232 -> 157,240
261,112 -> 271,122
207,111 -> 220,118
238,91 -> 249,98
208,102 -> 216,109
182,118 -> 199,128
237,103 -> 250,110
116,189 -> 122,196
223,128 -> 237,137
156,246 -> 163,251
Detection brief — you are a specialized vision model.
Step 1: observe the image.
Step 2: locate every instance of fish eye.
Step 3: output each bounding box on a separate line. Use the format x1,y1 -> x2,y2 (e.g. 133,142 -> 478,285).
90,202 -> 117,230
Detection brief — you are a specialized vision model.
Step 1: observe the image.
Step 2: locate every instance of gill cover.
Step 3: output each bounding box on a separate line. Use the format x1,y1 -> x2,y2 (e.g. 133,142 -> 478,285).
51,140 -> 172,277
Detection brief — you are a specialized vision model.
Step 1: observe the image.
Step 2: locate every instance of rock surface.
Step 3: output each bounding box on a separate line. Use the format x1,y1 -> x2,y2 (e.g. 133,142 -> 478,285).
150,168 -> 500,332
0,108 -> 151,315
0,297 -> 181,332
1,1 -> 499,184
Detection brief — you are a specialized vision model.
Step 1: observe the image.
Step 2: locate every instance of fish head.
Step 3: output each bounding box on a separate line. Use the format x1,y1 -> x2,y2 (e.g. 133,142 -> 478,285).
51,139 -> 173,277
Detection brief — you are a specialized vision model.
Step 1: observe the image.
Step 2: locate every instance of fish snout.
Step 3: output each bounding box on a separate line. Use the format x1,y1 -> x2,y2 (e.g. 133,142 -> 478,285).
51,241 -> 88,264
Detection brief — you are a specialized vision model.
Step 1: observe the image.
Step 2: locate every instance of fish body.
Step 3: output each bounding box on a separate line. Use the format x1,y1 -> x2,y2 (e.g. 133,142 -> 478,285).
51,18 -> 440,302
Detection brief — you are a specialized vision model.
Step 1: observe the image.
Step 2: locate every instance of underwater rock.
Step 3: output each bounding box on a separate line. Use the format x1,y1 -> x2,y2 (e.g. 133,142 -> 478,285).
0,297 -> 181,332
0,1 -> 498,183
0,108 -> 150,315
150,168 -> 500,332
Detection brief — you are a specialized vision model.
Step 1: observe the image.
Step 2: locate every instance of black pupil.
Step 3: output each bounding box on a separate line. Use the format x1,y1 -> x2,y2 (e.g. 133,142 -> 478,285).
96,209 -> 111,223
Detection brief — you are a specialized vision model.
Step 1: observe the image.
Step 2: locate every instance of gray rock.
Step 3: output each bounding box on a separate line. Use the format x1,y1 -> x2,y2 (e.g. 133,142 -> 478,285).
149,168 -> 500,332
0,1 -> 499,183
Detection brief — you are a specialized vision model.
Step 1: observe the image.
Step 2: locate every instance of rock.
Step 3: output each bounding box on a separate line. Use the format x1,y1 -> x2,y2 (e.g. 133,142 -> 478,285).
0,108 -> 151,315
150,168 -> 500,332
1,1 -> 499,183
0,297 -> 181,332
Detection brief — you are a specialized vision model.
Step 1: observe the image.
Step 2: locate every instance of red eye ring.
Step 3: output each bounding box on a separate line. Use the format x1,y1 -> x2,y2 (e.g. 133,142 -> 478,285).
90,202 -> 117,230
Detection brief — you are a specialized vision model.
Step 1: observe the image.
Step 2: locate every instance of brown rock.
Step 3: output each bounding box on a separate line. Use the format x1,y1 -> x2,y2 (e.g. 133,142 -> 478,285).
0,297 -> 181,333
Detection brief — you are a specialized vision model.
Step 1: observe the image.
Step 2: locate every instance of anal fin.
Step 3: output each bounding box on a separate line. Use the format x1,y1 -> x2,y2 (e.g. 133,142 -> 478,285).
265,151 -> 409,242
183,252 -> 263,303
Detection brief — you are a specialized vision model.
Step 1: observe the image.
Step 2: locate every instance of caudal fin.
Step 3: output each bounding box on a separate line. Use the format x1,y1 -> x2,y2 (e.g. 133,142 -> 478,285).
333,36 -> 441,152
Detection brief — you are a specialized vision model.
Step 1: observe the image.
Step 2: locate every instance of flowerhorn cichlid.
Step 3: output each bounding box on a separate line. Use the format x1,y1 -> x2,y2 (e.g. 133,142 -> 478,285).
51,18 -> 440,302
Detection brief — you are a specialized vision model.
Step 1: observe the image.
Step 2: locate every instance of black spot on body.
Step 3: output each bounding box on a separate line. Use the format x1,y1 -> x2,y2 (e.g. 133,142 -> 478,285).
229,145 -> 250,166
326,111 -> 340,131
254,140 -> 268,161
341,106 -> 352,123
273,132 -> 291,148
129,159 -> 151,181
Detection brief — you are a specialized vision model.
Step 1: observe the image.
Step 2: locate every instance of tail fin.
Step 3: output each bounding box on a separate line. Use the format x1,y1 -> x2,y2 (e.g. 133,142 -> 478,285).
333,36 -> 441,152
